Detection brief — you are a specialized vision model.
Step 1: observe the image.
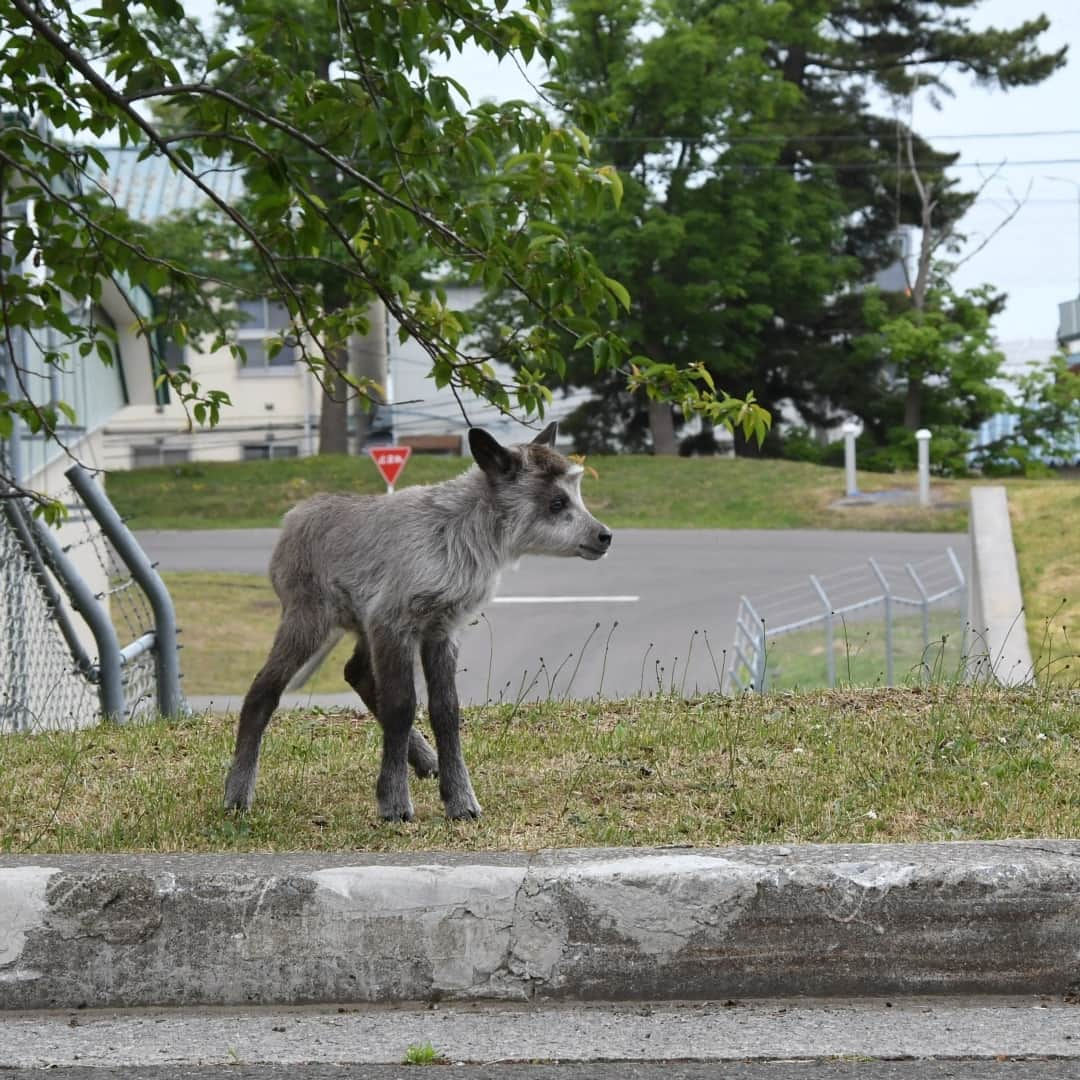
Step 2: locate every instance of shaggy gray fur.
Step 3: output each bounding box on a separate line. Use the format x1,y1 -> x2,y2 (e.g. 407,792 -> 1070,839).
224,423 -> 612,821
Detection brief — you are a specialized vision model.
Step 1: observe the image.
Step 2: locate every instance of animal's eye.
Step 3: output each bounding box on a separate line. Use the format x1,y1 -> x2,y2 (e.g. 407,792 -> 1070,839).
549,496 -> 567,514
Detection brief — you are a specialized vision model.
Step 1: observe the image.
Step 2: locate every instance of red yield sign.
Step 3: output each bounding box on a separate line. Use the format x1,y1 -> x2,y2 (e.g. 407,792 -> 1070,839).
369,445 -> 411,491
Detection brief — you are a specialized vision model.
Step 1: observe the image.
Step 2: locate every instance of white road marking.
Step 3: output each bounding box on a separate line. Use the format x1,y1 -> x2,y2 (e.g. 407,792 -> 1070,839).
492,595 -> 639,604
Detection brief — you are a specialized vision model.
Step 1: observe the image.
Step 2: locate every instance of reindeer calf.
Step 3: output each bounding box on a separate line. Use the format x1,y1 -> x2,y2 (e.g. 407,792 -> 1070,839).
224,423 -> 612,821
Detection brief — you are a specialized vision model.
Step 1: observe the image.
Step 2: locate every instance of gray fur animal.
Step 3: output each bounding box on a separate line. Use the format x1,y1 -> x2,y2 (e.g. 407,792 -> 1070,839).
224,422 -> 612,821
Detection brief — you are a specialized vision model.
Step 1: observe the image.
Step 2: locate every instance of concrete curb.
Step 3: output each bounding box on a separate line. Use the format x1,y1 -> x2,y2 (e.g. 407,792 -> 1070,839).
967,486 -> 1034,685
3,840 -> 1080,1009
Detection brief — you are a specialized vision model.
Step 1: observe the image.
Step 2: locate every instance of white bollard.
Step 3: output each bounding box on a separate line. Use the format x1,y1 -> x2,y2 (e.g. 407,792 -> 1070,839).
842,421 -> 858,497
916,428 -> 932,507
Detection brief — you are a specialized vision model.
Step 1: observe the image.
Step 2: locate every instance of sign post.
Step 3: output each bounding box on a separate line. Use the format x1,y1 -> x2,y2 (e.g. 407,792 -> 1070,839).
368,445 -> 411,494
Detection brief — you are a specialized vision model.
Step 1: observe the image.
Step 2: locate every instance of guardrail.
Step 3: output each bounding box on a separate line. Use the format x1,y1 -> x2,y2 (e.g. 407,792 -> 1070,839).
727,548 -> 966,693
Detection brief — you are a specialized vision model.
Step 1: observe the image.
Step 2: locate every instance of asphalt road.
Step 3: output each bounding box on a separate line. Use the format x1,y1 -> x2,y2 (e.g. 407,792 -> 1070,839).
4,997 -> 1078,1074
5,1064 -> 1077,1079
138,527 -> 967,705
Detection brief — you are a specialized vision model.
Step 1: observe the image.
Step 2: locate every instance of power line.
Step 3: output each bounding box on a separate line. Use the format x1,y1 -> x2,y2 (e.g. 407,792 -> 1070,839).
595,128 -> 1080,144
697,157 -> 1080,173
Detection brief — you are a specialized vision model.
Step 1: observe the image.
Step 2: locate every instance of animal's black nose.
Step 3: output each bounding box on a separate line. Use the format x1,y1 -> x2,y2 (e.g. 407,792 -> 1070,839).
597,529 -> 613,549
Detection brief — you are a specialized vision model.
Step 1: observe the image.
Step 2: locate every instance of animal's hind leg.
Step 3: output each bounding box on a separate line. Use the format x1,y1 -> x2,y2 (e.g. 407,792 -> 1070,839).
224,609 -> 329,811
421,634 -> 481,820
343,637 -> 438,780
368,630 -> 420,821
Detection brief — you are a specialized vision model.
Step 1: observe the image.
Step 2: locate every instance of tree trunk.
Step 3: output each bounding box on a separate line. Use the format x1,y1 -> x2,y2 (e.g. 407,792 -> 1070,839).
903,376 -> 922,430
350,301 -> 388,453
648,398 -> 678,455
318,343 -> 349,455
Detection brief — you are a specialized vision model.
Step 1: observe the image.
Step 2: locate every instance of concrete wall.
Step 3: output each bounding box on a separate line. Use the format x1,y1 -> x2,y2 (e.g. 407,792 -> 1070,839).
966,485 -> 1034,685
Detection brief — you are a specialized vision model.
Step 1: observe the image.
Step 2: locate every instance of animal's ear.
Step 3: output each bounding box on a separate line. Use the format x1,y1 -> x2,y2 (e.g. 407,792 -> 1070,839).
531,421 -> 558,447
469,428 -> 516,477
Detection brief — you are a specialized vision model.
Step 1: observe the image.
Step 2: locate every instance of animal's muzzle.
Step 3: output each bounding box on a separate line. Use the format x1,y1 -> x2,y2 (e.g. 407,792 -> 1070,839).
578,525 -> 613,559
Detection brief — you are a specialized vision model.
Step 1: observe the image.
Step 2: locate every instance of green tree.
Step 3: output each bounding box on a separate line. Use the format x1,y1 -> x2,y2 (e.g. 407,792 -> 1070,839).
523,0 -> 1064,454
0,0 -> 769,512
849,281 -> 1009,473
543,0 -> 852,454
977,352 -> 1080,475
751,0 -> 1064,444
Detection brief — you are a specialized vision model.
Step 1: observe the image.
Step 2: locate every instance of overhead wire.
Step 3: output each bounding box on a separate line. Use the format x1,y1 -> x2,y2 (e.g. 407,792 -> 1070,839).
596,128 -> 1080,144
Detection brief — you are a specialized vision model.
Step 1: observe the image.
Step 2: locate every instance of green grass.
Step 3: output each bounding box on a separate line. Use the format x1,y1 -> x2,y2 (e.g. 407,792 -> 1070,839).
763,609 -> 966,691
164,571 -> 351,694
1009,483 -> 1080,684
2,686 -> 1077,854
107,453 -> 977,532
403,1043 -> 446,1066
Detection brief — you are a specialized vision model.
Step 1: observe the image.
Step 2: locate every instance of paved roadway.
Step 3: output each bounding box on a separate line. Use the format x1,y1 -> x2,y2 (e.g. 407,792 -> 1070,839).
3,997 -> 1078,1075
4,1064 -> 1077,1079
138,527 -> 966,706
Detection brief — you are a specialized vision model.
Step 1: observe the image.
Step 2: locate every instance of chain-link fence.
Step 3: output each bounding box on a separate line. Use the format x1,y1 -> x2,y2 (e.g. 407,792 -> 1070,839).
1,458 -> 183,733
727,547 -> 967,693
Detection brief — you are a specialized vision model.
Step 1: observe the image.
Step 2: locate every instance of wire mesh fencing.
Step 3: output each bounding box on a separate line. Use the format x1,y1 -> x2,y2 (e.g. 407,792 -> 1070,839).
0,460 -> 183,734
727,548 -> 967,693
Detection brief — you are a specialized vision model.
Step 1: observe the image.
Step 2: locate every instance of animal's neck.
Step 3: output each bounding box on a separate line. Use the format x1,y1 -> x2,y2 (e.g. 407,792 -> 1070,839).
443,468 -> 515,576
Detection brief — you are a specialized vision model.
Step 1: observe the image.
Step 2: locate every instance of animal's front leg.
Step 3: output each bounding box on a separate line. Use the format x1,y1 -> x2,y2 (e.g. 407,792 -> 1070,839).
369,632 -> 418,821
421,635 -> 481,820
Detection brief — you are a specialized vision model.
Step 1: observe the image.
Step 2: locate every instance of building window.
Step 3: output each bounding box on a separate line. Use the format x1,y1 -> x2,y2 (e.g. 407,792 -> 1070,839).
132,445 -> 191,469
236,298 -> 298,369
162,338 -> 186,370
241,442 -> 300,461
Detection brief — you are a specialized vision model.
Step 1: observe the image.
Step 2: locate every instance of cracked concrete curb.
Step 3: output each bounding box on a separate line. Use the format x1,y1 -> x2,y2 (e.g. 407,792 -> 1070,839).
3,840 -> 1080,1010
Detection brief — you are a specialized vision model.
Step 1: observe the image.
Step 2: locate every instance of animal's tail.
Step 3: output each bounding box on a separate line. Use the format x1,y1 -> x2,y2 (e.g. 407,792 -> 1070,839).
286,628 -> 346,692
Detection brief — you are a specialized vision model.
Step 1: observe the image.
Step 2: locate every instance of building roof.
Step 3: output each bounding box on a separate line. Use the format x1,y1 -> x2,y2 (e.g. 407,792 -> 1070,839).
88,146 -> 244,223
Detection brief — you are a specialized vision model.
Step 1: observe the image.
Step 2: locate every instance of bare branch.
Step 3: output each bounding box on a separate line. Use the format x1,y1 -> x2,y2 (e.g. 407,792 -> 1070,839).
953,174 -> 1032,271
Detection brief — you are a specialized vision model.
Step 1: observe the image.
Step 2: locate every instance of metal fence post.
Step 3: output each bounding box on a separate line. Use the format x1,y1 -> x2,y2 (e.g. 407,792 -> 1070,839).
809,574 -> 835,687
66,464 -> 184,717
731,595 -> 768,693
905,561 -> 932,679
2,499 -> 96,682
868,557 -> 894,685
946,545 -> 967,652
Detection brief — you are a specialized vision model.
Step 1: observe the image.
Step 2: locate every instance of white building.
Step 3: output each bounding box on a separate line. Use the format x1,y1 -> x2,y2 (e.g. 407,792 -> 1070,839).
90,149 -> 590,466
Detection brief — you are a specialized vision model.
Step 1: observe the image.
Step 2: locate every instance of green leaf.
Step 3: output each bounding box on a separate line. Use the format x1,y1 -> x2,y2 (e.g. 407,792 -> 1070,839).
602,275 -> 631,312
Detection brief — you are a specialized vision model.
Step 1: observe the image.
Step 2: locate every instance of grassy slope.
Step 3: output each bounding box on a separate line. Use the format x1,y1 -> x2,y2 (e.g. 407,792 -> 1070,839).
3,687 -> 1077,854
1009,483 -> 1080,680
166,571 -> 353,694
107,453 -> 973,532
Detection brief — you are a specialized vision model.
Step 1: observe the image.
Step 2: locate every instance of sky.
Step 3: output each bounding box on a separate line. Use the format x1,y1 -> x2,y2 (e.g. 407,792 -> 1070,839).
911,0 -> 1080,348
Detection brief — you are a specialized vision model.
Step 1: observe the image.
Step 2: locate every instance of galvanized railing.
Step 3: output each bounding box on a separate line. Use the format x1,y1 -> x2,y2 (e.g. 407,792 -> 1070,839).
727,548 -> 967,693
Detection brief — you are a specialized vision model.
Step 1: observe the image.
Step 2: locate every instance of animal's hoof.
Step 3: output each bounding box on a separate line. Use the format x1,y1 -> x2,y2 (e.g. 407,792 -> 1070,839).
408,733 -> 440,779
445,796 -> 482,821
378,799 -> 416,823
224,772 -> 254,812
